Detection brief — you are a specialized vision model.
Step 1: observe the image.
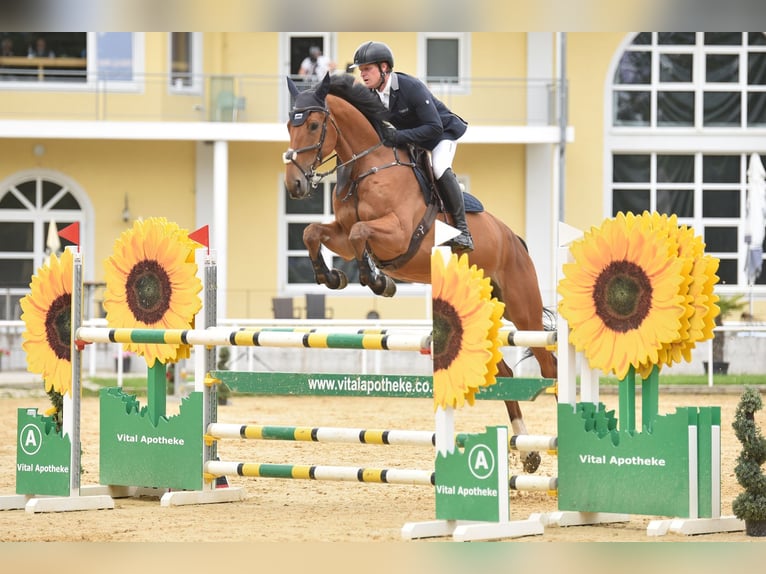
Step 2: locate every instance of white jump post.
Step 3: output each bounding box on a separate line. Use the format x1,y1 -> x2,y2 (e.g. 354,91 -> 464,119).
401,222 -> 546,541
161,251 -> 246,507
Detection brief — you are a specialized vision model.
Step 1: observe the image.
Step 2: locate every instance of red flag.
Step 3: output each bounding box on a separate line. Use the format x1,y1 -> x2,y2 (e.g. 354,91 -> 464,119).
189,225 -> 209,251
59,222 -> 80,246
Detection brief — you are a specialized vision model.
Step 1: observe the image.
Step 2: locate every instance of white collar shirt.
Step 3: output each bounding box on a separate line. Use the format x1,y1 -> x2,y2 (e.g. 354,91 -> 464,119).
377,74 -> 393,109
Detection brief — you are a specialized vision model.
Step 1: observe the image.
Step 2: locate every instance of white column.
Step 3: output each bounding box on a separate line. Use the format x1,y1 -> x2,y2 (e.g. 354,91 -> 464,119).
526,32 -> 557,307
213,140 -> 228,321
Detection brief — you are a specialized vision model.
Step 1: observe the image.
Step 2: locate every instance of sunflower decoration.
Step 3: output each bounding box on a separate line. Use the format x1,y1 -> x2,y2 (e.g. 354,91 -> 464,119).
103,217 -> 203,368
558,211 -> 700,380
431,251 -> 505,410
20,248 -> 75,397
629,212 -> 720,375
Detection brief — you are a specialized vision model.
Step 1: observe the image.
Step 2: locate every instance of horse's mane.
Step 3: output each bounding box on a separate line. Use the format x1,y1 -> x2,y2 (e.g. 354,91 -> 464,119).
327,74 -> 389,131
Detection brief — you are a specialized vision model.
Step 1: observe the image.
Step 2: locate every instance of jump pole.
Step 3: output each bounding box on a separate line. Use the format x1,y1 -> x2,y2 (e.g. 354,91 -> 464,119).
202,460 -> 558,493
205,422 -> 558,453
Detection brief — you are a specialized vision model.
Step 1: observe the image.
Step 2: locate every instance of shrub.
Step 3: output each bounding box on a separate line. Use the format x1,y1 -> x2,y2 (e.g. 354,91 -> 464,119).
732,387 -> 766,523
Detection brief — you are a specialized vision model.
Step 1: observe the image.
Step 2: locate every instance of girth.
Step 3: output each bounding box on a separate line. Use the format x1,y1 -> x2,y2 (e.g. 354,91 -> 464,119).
370,192 -> 440,271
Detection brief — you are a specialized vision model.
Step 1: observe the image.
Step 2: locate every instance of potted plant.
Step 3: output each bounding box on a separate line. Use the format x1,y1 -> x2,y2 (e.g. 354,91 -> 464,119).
705,293 -> 747,375
732,386 -> 766,536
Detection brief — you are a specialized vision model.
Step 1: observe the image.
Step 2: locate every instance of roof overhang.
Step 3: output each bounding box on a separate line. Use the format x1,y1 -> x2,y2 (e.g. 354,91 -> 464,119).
0,120 -> 574,145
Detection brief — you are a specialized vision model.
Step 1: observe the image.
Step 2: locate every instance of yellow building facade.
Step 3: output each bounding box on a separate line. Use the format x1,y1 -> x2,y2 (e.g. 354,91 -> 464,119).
2,32 -> 764,323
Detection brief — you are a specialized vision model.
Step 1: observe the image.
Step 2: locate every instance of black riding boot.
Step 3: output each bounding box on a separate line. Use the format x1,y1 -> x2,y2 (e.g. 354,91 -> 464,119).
437,168 -> 474,253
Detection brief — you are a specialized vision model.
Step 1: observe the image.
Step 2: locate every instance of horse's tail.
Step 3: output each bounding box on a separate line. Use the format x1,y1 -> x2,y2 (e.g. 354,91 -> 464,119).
542,306 -> 557,331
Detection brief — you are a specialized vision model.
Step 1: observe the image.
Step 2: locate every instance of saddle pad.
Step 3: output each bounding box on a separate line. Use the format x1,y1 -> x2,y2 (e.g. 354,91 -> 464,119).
412,164 -> 484,213
463,192 -> 484,213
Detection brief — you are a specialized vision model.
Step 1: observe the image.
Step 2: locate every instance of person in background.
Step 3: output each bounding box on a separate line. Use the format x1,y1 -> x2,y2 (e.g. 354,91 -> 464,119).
28,36 -> 54,58
299,45 -> 335,82
350,41 -> 473,253
1,36 -> 14,57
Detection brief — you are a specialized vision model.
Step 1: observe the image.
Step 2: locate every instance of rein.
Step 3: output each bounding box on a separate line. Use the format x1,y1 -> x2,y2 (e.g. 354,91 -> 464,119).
337,146 -> 415,202
284,105 -> 415,196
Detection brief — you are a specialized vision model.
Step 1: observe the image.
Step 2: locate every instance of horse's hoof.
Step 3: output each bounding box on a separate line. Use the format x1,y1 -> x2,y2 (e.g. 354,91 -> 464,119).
522,451 -> 541,474
369,275 -> 397,297
326,270 -> 348,290
381,276 -> 396,297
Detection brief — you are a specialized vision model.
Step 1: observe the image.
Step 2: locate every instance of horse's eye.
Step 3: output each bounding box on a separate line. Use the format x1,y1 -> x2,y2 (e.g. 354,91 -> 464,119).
308,121 -> 320,131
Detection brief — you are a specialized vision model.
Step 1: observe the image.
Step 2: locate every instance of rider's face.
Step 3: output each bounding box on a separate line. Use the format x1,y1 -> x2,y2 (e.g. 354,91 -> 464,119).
358,63 -> 382,90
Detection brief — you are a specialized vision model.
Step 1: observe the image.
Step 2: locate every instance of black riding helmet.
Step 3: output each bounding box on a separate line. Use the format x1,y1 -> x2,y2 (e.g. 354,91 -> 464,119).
350,41 -> 394,70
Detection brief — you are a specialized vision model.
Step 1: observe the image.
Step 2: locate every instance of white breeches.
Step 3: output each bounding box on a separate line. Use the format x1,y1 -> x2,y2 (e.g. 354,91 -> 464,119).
431,139 -> 457,179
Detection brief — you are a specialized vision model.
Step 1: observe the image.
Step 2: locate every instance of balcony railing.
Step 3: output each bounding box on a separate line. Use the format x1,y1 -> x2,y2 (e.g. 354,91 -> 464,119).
0,70 -> 565,127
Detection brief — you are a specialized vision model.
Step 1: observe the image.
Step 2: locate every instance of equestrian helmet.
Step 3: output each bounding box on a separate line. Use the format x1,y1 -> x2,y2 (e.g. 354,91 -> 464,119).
351,41 -> 394,69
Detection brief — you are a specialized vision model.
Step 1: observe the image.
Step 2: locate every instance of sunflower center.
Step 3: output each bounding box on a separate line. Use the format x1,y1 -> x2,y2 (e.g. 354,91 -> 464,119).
593,260 -> 653,332
433,298 -> 463,372
125,259 -> 172,324
45,293 -> 72,361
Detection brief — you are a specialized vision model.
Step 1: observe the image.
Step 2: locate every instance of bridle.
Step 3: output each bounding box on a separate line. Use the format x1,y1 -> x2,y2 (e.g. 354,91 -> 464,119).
282,105 -> 335,189
283,104 -> 385,191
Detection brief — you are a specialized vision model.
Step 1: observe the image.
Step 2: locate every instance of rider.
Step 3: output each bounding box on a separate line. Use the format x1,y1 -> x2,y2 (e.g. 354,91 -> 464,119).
350,41 -> 474,253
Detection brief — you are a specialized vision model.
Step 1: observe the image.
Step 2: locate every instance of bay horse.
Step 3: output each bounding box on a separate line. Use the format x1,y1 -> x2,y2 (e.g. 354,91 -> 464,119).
283,74 -> 556,473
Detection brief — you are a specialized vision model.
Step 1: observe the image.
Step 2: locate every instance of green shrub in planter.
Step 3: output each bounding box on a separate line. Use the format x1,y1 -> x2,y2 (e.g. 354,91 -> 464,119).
732,386 -> 766,536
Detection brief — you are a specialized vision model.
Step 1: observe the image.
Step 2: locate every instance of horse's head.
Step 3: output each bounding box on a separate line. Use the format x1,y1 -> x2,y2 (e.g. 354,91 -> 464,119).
283,74 -> 338,199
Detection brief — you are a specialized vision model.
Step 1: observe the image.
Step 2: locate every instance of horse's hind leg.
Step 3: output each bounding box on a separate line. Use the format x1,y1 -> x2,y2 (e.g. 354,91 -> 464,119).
359,251 -> 396,297
497,358 -> 541,474
348,216 -> 405,298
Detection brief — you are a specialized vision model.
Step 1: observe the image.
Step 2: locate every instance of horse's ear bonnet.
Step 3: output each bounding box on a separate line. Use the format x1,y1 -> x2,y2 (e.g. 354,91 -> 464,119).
287,75 -> 330,126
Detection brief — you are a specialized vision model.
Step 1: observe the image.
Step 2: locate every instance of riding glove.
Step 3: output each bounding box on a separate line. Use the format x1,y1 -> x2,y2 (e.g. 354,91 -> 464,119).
380,121 -> 398,147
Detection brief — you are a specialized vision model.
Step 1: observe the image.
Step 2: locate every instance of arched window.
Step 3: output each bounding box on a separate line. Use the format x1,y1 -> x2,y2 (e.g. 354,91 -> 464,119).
606,32 -> 766,287
0,172 -> 87,319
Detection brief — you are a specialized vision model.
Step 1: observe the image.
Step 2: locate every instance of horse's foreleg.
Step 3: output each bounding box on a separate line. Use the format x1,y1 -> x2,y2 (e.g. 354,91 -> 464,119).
497,359 -> 541,474
303,222 -> 352,290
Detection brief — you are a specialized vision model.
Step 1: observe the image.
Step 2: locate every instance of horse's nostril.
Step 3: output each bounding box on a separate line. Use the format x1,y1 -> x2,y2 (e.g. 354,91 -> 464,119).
285,180 -> 303,198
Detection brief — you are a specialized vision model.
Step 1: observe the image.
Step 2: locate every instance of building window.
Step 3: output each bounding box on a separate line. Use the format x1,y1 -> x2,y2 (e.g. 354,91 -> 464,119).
0,174 -> 82,320
0,32 -> 86,82
607,32 -> 766,289
169,32 -> 202,92
96,33 -> 136,82
612,32 -> 766,128
0,32 -> 143,88
282,33 -> 335,118
288,34 -> 333,79
282,180 -> 360,290
611,152 -> 765,285
418,33 -> 470,95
